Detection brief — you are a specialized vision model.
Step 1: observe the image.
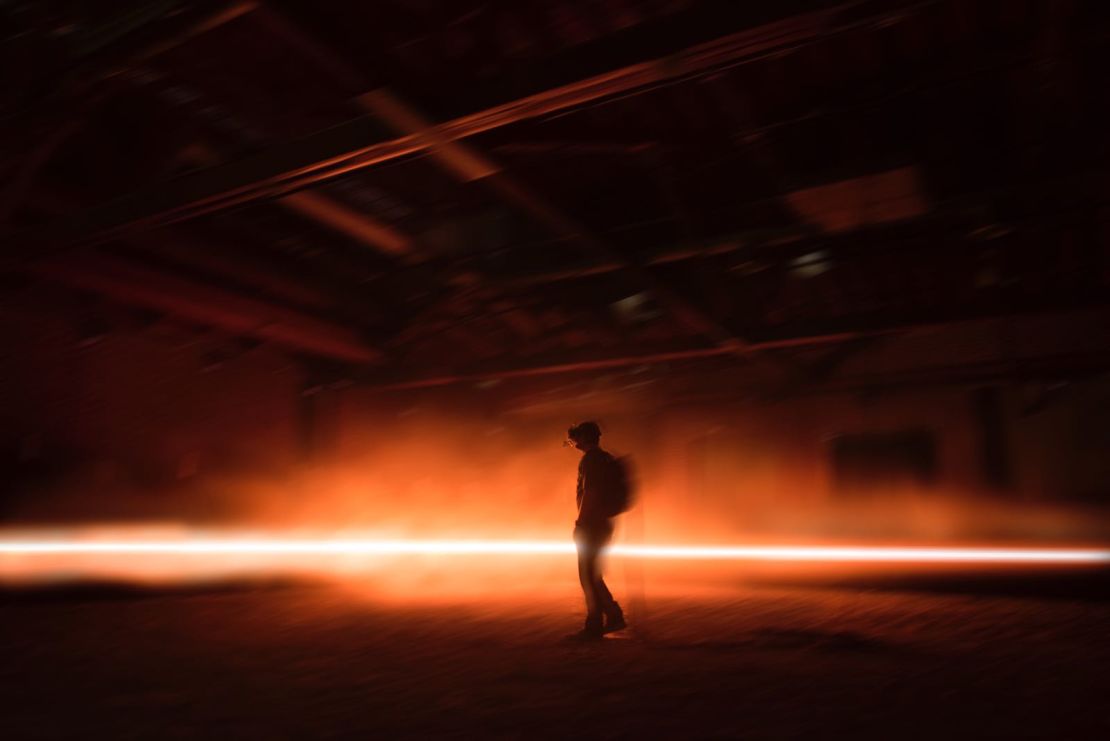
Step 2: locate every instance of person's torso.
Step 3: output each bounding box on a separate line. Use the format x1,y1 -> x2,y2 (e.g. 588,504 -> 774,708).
577,448 -> 612,509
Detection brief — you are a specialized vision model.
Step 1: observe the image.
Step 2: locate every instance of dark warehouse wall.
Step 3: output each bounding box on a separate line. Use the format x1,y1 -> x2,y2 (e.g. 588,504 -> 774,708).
0,286 -> 1106,541
642,386 -> 1110,542
318,376 -> 1110,544
0,288 -> 301,520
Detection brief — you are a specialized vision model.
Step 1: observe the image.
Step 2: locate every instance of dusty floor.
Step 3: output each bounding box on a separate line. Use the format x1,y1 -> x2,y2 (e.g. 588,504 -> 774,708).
1,570 -> 1108,740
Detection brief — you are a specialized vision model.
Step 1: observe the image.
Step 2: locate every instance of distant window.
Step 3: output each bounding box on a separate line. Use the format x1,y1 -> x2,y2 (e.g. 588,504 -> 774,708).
829,429 -> 937,492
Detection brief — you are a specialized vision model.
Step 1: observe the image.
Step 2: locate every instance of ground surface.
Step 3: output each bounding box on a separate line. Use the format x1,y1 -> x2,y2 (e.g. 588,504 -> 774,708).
1,570 -> 1108,740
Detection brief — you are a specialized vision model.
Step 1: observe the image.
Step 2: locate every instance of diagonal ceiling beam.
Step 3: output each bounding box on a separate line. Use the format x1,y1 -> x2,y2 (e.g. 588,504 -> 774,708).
358,304 -> 1110,391
278,190 -> 411,257
27,1 -> 889,251
23,189 -> 383,365
361,332 -> 876,392
35,187 -> 341,313
250,4 -> 754,354
1,1 -> 257,224
181,135 -> 412,259
30,250 -> 381,364
93,1 -> 261,78
360,88 -> 751,353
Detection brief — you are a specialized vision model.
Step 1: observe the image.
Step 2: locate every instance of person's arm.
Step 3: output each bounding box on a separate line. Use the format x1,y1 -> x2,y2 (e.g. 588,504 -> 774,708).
576,455 -> 607,525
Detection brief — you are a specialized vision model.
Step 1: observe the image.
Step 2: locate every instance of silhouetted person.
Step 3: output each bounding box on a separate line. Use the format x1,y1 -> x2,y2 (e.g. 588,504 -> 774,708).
566,421 -> 627,639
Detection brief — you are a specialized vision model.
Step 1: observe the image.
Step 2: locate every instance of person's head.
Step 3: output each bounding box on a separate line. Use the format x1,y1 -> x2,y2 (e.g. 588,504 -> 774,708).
566,421 -> 601,452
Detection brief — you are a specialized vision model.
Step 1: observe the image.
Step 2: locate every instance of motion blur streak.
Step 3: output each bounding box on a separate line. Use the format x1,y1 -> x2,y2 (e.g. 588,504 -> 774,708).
1,538 -> 1107,563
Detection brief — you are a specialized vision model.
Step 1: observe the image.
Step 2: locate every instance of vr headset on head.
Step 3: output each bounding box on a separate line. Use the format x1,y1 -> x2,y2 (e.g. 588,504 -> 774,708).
565,421 -> 601,446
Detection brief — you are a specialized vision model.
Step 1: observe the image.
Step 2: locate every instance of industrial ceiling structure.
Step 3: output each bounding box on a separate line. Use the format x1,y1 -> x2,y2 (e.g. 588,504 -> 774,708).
3,0 -> 1108,394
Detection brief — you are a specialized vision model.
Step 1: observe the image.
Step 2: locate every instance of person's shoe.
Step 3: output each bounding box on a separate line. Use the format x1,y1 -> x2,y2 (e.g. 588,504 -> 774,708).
564,617 -> 605,642
603,608 -> 627,633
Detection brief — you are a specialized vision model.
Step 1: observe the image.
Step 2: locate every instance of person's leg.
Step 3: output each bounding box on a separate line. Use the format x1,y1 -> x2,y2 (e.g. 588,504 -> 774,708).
589,524 -> 626,630
595,576 -> 614,607
589,525 -> 627,631
595,569 -> 625,629
575,527 -> 604,634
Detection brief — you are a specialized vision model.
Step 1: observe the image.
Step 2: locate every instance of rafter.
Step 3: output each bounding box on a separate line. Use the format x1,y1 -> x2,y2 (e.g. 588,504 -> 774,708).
31,250 -> 381,364
26,1 -> 887,251
360,88 -> 752,354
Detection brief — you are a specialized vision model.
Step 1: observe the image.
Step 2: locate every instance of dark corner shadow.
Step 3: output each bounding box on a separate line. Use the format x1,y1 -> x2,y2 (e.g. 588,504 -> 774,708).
0,577 -> 319,606
757,567 -> 1110,603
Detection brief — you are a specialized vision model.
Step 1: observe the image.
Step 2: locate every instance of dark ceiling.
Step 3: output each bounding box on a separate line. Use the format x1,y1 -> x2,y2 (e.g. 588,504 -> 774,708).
2,0 -> 1108,388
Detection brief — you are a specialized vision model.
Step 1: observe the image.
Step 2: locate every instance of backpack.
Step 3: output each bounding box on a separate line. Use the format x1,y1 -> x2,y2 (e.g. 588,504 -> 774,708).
599,453 -> 635,517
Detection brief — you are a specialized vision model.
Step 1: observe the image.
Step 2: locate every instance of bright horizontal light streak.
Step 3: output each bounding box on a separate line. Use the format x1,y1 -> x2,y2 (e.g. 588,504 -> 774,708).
614,545 -> 1110,563
0,539 -> 1107,564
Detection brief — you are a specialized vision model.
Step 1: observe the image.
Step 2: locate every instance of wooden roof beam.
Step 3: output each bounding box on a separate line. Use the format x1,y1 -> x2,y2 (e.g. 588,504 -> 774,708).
29,1 -> 882,250
29,250 -> 382,365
